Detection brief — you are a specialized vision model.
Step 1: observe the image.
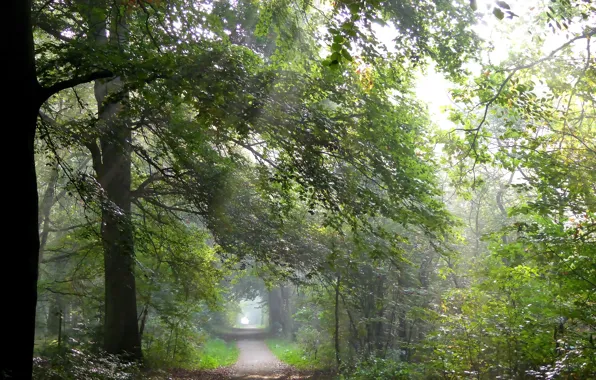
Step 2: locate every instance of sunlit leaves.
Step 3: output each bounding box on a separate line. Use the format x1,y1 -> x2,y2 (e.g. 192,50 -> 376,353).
492,7 -> 505,20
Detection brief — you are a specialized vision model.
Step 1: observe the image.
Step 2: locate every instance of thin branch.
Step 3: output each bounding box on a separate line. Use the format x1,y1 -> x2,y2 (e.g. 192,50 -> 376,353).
457,28 -> 596,174
45,287 -> 99,300
47,223 -> 88,233
131,172 -> 165,198
503,28 -> 596,74
231,138 -> 279,168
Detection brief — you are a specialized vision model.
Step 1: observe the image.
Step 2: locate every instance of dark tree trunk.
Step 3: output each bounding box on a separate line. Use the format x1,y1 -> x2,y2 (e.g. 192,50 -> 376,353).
268,287 -> 284,335
139,304 -> 150,342
101,211 -> 141,358
280,285 -> 293,339
95,100 -> 142,359
334,274 -> 341,369
3,1 -> 42,378
47,294 -> 64,337
86,5 -> 141,358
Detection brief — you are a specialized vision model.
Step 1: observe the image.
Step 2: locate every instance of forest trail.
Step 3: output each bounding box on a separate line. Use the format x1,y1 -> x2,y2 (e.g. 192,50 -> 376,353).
230,339 -> 290,378
168,328 -> 331,379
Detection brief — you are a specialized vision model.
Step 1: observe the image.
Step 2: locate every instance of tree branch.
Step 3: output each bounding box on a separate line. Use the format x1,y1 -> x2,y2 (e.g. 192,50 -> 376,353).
35,21 -> 72,42
84,139 -> 103,176
48,223 -> 88,233
456,28 -> 596,173
40,70 -> 114,104
131,172 -> 165,199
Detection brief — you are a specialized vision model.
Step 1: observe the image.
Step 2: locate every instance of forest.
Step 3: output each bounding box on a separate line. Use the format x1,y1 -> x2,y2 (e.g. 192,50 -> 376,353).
3,0 -> 595,379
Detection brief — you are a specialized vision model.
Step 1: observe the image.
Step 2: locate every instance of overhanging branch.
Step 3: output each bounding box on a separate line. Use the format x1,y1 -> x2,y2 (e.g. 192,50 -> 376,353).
40,70 -> 114,104
131,172 -> 165,199
35,21 -> 72,42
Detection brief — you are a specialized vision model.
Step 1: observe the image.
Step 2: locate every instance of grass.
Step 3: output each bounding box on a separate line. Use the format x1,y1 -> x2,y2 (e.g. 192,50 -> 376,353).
265,338 -> 328,370
196,338 -> 239,369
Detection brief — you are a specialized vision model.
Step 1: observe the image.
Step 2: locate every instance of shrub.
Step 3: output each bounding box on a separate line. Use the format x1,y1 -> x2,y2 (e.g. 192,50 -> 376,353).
348,357 -> 412,380
33,349 -> 140,380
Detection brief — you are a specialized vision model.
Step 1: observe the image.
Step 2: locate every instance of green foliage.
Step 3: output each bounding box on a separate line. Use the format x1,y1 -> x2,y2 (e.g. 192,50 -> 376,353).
196,339 -> 239,370
143,318 -> 205,369
325,0 -> 480,76
33,349 -> 140,380
266,338 -> 330,370
346,357 -> 416,380
431,22 -> 596,370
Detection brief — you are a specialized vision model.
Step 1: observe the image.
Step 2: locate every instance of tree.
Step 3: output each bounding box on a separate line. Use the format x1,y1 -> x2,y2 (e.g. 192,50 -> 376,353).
4,1 -> 113,377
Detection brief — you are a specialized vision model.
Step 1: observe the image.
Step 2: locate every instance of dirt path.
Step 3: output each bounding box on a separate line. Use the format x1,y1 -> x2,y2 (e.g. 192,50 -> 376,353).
230,339 -> 290,378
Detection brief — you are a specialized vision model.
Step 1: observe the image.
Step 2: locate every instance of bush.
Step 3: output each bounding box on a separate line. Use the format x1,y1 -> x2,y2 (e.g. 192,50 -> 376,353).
196,338 -> 239,369
266,338 -> 332,370
296,326 -> 322,360
33,349 -> 141,380
347,357 -> 413,380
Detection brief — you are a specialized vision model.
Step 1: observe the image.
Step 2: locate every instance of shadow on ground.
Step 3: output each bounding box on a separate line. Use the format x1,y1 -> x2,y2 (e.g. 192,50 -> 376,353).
167,368 -> 335,379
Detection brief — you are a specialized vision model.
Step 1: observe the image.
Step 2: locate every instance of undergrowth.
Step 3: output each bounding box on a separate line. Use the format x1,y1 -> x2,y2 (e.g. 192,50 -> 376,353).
195,338 -> 239,369
265,338 -> 330,370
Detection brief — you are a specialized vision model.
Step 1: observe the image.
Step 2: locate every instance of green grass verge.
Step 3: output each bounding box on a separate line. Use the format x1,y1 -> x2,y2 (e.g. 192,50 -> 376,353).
196,338 -> 239,369
265,338 -> 326,370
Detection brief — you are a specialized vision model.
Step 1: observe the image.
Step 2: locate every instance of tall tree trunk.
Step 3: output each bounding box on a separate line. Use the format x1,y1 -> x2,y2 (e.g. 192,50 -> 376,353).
397,273 -> 409,361
94,85 -> 142,358
87,4 -> 141,359
334,274 -> 341,369
46,293 -> 64,338
268,287 -> 284,335
374,275 -> 385,352
280,285 -> 293,339
3,1 -> 42,378
38,165 -> 59,264
139,304 -> 150,342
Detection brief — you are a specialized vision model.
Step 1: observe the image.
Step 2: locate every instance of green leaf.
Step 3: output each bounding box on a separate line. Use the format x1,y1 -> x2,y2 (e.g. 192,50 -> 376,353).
347,2 -> 360,13
495,1 -> 510,10
493,7 -> 505,20
341,49 -> 353,61
333,35 -> 345,44
470,0 -> 478,11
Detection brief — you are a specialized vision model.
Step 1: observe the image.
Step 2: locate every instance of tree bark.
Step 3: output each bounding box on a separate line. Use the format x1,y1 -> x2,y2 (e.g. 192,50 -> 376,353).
3,1 -> 42,378
268,287 -> 284,335
334,274 -> 341,369
47,293 -> 64,338
280,285 -> 293,339
94,84 -> 142,359
87,4 -> 142,359
38,165 -> 59,264
139,303 -> 150,342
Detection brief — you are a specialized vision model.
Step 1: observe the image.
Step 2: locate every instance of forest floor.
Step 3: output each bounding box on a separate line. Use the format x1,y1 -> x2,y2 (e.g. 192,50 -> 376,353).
167,328 -> 334,379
